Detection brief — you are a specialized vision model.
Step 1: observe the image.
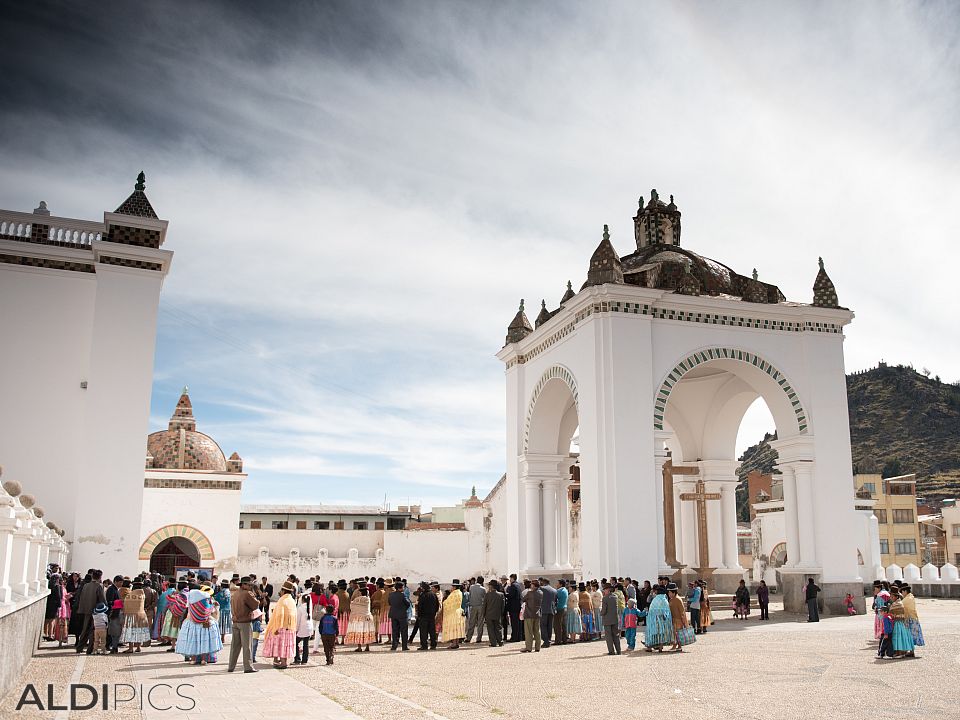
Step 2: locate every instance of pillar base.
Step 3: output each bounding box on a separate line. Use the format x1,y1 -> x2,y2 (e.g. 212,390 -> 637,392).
779,570 -> 866,615
710,568 -> 747,594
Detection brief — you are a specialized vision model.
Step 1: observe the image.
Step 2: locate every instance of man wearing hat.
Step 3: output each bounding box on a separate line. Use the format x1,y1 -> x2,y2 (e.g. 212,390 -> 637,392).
228,577 -> 260,673
388,580 -> 411,651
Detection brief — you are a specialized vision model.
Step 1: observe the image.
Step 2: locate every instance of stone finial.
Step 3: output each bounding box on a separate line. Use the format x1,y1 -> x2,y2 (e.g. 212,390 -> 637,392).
32,505 -> 44,518
560,280 -> 575,305
19,493 -> 35,509
46,521 -> 57,531
752,268 -> 758,281
638,196 -> 644,210
674,258 -> 702,296
57,528 -> 65,537
505,299 -> 534,345
535,299 -> 552,329
742,269 -> 768,303
812,256 -> 840,308
471,485 -> 477,497
2,479 -> 20,497
585,224 -> 624,287
33,200 -> 51,216
135,171 -> 146,192
649,189 -> 660,206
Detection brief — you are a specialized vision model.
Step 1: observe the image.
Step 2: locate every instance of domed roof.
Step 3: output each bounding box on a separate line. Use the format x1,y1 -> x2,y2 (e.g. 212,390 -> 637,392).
146,389 -> 229,472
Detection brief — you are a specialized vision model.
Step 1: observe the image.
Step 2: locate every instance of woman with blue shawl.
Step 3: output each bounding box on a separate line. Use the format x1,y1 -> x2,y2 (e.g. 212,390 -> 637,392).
153,581 -> 174,644
214,580 -> 232,642
643,585 -> 674,652
176,587 -> 224,665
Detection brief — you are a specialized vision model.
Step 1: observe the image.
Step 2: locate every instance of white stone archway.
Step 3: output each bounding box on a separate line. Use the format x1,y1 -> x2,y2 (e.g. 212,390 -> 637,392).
498,195 -> 864,613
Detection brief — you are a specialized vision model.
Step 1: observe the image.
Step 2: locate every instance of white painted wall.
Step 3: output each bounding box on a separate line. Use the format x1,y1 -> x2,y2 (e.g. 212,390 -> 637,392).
238,529 -> 384,558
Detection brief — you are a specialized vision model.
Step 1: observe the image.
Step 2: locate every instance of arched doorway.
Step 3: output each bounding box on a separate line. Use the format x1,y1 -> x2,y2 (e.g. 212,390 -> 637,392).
522,365 -> 580,574
149,537 -> 200,578
657,348 -> 809,592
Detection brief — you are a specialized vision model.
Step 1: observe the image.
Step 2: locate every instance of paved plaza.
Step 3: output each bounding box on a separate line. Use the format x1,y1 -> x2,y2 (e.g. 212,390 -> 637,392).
3,599 -> 958,720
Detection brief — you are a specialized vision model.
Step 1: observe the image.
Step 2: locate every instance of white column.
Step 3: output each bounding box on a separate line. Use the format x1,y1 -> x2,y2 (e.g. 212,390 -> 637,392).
523,478 -> 542,573
9,508 -> 34,597
653,436 -> 670,571
706,482 -> 726,569
541,478 -> 560,570
0,498 -> 17,604
557,467 -> 571,569
781,465 -> 801,568
793,462 -> 818,568
721,483 -> 742,570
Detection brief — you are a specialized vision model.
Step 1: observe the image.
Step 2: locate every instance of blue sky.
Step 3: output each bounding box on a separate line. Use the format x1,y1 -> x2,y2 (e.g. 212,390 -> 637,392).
2,1 -> 959,508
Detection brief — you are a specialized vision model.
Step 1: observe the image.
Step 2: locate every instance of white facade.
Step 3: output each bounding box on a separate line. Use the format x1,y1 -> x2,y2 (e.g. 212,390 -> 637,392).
0,182 -> 172,573
496,194 -> 865,612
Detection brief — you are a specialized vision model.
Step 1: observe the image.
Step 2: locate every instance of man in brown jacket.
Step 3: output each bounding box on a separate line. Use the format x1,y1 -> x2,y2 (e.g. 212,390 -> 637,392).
228,578 -> 260,673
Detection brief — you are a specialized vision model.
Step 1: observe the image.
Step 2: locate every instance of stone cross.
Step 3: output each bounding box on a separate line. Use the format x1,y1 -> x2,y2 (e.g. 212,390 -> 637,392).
680,478 -> 722,573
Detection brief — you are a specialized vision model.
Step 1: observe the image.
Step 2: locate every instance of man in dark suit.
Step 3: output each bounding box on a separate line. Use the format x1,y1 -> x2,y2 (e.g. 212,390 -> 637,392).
481,580 -> 505,647
388,582 -> 411,650
416,582 -> 440,650
601,584 -> 621,655
539,578 -> 557,647
259,577 -> 274,621
506,574 -> 524,642
75,570 -> 105,654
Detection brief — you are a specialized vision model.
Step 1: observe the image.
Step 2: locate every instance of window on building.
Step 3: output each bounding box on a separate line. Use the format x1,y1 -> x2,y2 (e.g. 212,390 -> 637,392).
387,517 -> 406,530
314,521 -> 330,530
892,509 -> 914,524
238,520 -> 245,529
334,521 -> 344,530
271,520 -> 288,530
879,539 -> 889,555
956,553 -> 960,566
737,538 -> 751,556
353,521 -> 368,530
296,521 -> 306,530
952,524 -> 960,538
862,482 -> 876,494
894,539 -> 916,555
874,509 -> 887,524
887,482 -> 914,496
374,521 -> 385,530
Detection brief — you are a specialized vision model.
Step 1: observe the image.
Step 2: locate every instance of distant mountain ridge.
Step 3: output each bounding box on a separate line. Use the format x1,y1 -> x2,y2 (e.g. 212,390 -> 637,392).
735,363 -> 960,520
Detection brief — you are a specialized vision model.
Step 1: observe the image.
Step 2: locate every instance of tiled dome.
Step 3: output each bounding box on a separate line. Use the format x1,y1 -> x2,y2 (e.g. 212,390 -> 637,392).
146,389 -> 229,472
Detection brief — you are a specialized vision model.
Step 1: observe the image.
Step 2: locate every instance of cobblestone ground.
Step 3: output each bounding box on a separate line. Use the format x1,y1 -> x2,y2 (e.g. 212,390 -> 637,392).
3,599 -> 958,719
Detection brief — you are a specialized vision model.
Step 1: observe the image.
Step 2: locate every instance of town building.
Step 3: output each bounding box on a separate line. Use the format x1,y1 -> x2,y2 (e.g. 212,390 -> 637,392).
942,500 -> 960,567
853,472 -> 922,568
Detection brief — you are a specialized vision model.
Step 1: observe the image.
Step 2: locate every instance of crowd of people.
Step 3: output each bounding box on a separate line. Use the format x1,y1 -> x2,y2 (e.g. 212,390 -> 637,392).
41,565 -> 923,671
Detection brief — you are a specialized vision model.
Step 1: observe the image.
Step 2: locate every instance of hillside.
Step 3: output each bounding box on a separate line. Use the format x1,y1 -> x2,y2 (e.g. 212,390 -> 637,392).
735,363 -> 960,520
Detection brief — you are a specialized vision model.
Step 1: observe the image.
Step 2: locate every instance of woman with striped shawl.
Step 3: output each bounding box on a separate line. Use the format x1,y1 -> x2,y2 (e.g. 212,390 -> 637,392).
160,582 -> 189,652
176,588 -> 223,665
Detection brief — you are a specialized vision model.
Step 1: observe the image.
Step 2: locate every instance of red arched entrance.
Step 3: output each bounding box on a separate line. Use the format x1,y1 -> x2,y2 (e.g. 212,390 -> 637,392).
149,537 -> 200,578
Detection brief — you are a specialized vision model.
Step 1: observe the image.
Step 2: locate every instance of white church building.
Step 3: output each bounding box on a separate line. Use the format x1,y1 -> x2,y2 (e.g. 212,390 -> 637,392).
1,178 -> 875,613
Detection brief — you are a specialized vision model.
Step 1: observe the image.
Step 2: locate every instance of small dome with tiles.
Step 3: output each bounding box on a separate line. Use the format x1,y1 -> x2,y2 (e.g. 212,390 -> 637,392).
146,388 -> 234,472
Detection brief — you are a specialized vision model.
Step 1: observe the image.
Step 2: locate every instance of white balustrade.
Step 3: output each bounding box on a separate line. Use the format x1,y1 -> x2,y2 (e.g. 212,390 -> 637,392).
941,563 -> 959,582
0,210 -> 102,247
885,563 -> 903,581
920,563 -> 940,582
902,563 -> 921,582
0,490 -> 17,604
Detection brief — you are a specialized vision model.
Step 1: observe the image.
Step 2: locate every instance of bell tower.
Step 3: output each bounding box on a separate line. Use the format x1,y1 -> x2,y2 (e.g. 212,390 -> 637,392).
633,189 -> 682,249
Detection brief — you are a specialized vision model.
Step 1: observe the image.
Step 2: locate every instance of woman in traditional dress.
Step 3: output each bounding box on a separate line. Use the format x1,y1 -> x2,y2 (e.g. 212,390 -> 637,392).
899,585 -> 923,656
262,580 -> 298,668
373,580 -> 390,644
698,580 -> 713,633
442,580 -> 466,649
577,582 -> 593,641
643,585 -> 674,652
888,591 -> 914,658
345,586 -> 376,652
120,580 -> 151,653
161,582 -> 189,652
153,580 -> 173,644
667,585 -> 688,653
44,573 -> 64,641
214,580 -> 232,643
176,588 -> 223,665
734,579 -> 751,619
872,581 -> 891,640
336,580 -> 351,645
590,581 -> 603,640
566,585 -> 582,641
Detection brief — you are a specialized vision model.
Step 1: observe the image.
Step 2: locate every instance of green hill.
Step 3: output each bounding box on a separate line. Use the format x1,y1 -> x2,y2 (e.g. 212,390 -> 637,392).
735,363 -> 960,520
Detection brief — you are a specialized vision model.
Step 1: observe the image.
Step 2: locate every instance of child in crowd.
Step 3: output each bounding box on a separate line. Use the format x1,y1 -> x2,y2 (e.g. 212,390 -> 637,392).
108,599 -> 124,654
92,602 -> 109,655
877,606 -> 894,658
319,604 -> 339,665
251,609 -> 263,663
293,594 -> 313,665
845,593 -> 857,616
621,598 -> 646,651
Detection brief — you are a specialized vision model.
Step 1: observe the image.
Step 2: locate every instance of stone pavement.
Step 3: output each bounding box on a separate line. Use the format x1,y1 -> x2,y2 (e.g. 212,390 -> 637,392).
3,598 -> 958,720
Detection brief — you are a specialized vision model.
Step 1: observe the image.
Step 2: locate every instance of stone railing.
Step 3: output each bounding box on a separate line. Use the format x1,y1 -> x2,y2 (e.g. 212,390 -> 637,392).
0,210 -> 103,247
227,547 -> 385,593
0,470 -> 71,610
876,562 -> 960,598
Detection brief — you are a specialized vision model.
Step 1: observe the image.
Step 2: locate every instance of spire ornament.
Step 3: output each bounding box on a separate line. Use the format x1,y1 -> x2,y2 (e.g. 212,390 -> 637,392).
505,298 -> 533,345
812,257 -> 840,308
585,223 -> 624,287
743,268 -> 768,303
135,171 -> 146,192
560,279 -> 576,304
535,299 -> 552,329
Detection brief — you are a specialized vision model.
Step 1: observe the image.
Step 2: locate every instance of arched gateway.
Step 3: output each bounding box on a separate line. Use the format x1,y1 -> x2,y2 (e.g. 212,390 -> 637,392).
497,190 -> 864,614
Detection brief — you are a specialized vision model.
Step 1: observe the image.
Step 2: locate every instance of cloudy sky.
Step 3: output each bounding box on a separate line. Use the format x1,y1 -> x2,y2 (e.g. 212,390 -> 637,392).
2,1 -> 958,508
